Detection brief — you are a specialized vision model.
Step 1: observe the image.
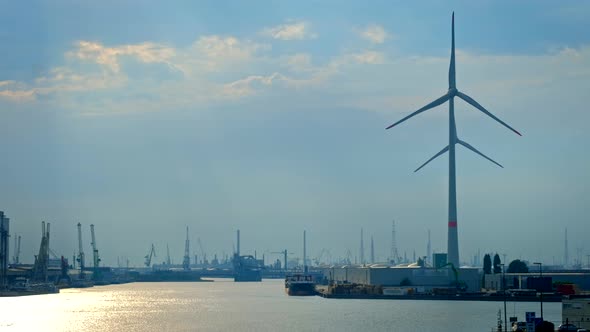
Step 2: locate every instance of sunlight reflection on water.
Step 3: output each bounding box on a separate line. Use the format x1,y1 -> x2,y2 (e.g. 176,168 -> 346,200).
0,279 -> 561,332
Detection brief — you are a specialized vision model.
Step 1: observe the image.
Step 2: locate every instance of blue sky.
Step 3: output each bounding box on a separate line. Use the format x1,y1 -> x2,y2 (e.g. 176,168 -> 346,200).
1,1 -> 589,267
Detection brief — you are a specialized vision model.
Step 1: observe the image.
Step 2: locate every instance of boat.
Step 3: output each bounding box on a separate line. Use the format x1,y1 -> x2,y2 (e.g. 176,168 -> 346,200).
233,254 -> 263,282
0,278 -> 59,297
285,274 -> 316,296
232,230 -> 263,282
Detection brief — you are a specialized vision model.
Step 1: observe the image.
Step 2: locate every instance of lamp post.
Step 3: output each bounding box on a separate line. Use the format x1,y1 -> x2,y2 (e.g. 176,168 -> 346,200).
533,262 -> 543,320
501,263 -> 507,332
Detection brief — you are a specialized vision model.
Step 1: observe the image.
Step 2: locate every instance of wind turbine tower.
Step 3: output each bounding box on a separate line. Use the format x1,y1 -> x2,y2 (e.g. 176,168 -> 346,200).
385,13 -> 521,267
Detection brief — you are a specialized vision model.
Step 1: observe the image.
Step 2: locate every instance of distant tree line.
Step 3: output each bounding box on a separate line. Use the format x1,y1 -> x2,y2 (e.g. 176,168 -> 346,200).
482,253 -> 529,274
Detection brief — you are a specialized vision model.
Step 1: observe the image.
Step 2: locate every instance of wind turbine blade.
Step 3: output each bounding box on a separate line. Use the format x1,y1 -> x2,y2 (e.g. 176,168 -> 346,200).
456,91 -> 522,136
449,12 -> 456,89
457,139 -> 503,168
414,145 -> 450,172
386,93 -> 449,129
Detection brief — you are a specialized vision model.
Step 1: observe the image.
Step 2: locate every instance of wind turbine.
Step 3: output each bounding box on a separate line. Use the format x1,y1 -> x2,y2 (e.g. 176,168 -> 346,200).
385,13 -> 521,268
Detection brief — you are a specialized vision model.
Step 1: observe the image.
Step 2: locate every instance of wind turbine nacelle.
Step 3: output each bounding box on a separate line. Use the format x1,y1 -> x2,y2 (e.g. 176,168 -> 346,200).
448,88 -> 457,96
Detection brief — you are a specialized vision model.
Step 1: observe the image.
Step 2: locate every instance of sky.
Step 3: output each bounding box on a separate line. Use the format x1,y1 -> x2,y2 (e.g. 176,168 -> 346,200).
1,0 -> 589,268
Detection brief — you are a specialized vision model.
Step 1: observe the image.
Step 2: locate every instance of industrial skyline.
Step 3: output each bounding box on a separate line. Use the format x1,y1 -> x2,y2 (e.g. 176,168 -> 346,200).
0,2 -> 589,267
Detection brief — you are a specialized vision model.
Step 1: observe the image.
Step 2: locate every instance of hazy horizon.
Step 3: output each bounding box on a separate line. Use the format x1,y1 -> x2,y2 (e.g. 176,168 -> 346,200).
1,1 -> 589,268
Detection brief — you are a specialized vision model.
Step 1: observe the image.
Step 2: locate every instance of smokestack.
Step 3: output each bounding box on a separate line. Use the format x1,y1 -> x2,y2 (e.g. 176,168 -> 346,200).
563,227 -> 570,266
360,228 -> 364,265
237,229 -> 240,256
427,229 -> 431,266
303,230 -> 307,273
370,236 -> 375,264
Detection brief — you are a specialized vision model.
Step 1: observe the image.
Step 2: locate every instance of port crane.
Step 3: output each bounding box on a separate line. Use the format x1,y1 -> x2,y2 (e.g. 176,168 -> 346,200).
182,226 -> 190,270
90,224 -> 101,278
269,250 -> 293,270
77,222 -> 85,279
144,244 -> 156,267
314,248 -> 332,266
345,249 -> 353,265
32,222 -> 50,282
197,238 -> 207,265
438,262 -> 466,291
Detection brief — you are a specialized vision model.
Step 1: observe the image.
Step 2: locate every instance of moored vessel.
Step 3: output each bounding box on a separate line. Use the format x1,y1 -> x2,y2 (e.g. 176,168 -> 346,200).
285,274 -> 316,296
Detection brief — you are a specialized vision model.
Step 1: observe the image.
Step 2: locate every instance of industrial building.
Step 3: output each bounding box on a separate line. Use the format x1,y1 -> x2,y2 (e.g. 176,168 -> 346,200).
484,272 -> 590,292
320,265 -> 480,293
0,211 -> 9,288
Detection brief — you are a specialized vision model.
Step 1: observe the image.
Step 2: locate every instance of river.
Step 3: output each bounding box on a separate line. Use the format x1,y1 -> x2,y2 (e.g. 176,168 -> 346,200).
0,279 -> 561,331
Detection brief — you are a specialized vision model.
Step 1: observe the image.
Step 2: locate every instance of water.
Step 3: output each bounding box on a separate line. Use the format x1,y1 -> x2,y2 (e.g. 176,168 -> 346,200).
0,279 -> 561,331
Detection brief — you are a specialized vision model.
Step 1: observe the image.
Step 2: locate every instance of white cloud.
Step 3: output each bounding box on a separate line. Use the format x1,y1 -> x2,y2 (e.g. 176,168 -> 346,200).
0,80 -> 16,88
351,51 -> 385,64
223,73 -> 286,97
70,41 -> 177,73
1,21 -> 589,122
188,35 -> 266,72
194,36 -> 263,60
0,89 -> 36,102
262,21 -> 314,40
358,24 -> 389,44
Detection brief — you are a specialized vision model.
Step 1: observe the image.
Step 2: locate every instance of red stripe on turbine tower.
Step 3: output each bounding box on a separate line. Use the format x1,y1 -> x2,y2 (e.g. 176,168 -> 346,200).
448,221 -> 457,228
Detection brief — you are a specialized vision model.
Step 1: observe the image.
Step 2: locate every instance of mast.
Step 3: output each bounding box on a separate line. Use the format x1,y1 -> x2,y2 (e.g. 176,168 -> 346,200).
182,226 -> 190,270
390,220 -> 399,264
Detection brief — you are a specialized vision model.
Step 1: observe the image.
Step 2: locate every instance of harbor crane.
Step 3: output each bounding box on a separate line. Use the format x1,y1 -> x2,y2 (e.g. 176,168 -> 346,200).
32,222 -> 50,282
144,244 -> 156,267
438,262 -> 466,292
182,226 -> 190,270
90,224 -> 101,277
269,250 -> 293,270
345,249 -> 353,265
197,237 -> 207,265
77,222 -> 85,279
314,248 -> 332,266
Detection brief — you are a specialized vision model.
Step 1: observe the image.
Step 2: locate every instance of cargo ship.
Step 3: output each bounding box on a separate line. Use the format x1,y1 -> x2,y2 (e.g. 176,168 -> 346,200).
232,230 -> 263,282
233,254 -> 263,282
285,274 -> 316,296
285,231 -> 317,295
